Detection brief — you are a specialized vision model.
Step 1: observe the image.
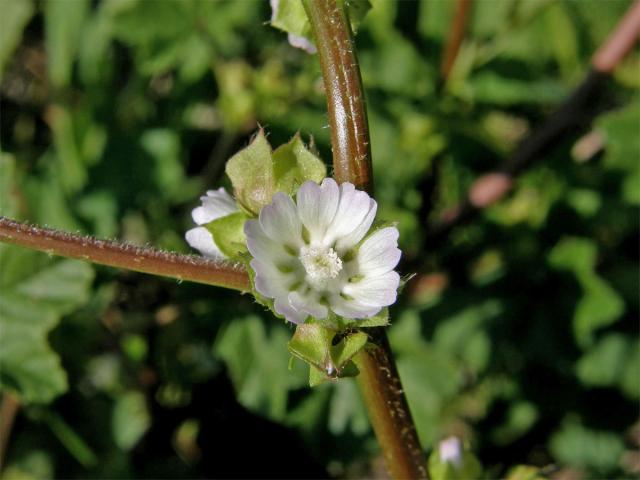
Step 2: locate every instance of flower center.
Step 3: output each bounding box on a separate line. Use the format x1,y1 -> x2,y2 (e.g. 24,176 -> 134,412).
299,246 -> 343,280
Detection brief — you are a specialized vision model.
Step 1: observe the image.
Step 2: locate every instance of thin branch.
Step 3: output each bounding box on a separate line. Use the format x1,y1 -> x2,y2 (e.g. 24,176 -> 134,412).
592,0 -> 640,73
303,1 -> 428,478
0,393 -> 20,470
424,2 -> 640,246
440,0 -> 474,84
0,217 -> 250,292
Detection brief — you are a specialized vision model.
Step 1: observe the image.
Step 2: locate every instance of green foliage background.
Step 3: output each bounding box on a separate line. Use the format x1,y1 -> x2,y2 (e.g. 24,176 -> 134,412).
0,0 -> 638,478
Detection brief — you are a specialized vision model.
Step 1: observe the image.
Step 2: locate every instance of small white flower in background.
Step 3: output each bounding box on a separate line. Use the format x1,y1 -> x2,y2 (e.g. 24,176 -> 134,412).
438,436 -> 463,467
185,188 -> 237,258
244,178 -> 401,324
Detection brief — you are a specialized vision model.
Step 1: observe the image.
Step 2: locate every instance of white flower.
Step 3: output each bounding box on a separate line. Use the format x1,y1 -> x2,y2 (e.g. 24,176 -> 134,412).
185,187 -> 238,258
439,436 -> 463,467
244,178 -> 401,324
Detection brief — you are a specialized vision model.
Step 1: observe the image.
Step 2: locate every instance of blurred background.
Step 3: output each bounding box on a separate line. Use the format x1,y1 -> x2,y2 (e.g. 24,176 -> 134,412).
0,0 -> 638,478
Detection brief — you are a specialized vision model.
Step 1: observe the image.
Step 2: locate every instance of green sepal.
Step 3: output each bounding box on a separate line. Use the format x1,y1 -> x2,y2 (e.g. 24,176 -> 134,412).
288,323 -> 334,372
331,331 -> 368,367
205,211 -> 249,261
427,443 -> 482,480
273,133 -> 326,195
309,365 -> 327,387
225,129 -> 274,216
225,129 -> 326,216
398,273 -> 416,294
354,308 -> 390,328
287,323 -> 368,386
309,360 -> 359,387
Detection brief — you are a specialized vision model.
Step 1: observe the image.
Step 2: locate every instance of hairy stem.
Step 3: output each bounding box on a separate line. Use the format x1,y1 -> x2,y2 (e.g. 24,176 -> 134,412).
354,331 -> 429,479
302,0 -> 373,193
303,1 -> 428,478
0,217 -> 250,292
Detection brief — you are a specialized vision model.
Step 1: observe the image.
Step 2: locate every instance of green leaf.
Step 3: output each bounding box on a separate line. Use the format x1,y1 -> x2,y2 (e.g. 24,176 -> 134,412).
214,315 -> 307,420
0,0 -> 34,76
112,391 -> 151,451
205,211 -> 249,260
44,0 -> 90,88
48,105 -> 88,194
548,237 -> 624,347
328,378 -> 369,435
550,418 -> 625,473
576,333 -> 638,399
492,402 -> 539,445
468,72 -> 567,106
36,409 -> 97,467
140,129 -> 190,202
390,311 -> 465,445
545,2 -> 580,80
0,252 -> 94,404
574,275 -> 624,348
0,157 -> 93,404
548,236 -> 596,274
1,450 -> 54,479
433,300 -> 500,374
620,344 -> 640,400
596,99 -> 640,205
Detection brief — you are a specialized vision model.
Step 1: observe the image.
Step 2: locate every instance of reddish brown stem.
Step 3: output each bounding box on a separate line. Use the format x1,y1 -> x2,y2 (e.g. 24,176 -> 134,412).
302,0 -> 373,193
0,393 -> 20,470
592,0 -> 640,73
354,331 -> 429,479
303,1 -> 428,478
0,217 -> 250,291
440,0 -> 474,83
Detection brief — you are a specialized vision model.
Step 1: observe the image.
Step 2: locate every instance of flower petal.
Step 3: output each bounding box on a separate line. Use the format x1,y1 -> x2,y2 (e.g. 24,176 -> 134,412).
259,192 -> 303,246
244,219 -> 292,264
289,291 -> 328,319
342,271 -> 400,307
250,258 -> 292,299
192,187 -> 237,225
185,227 -> 223,258
329,295 -> 382,319
355,226 -> 401,277
324,183 -> 372,245
297,178 -> 340,243
335,198 -> 377,253
274,297 -> 307,324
